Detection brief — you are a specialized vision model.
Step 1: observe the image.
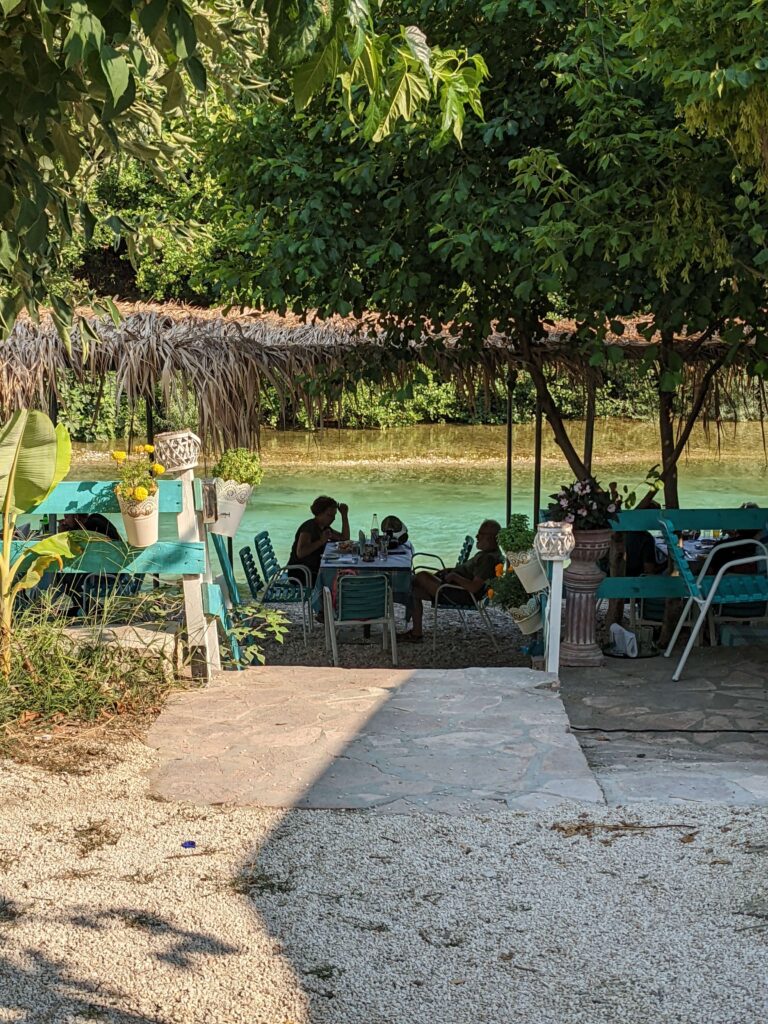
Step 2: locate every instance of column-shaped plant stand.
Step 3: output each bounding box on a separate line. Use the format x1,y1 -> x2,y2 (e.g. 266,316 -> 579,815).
155,430 -> 220,681
535,522 -> 575,677
559,528 -> 612,667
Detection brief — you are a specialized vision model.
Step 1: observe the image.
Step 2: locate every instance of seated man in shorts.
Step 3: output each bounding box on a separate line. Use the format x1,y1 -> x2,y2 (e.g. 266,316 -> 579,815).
400,519 -> 502,643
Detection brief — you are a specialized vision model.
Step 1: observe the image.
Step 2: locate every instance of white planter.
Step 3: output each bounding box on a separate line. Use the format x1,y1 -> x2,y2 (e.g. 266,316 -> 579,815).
210,479 -> 253,538
517,608 -> 543,634
510,597 -> 543,635
506,549 -> 532,568
513,555 -> 548,594
117,492 -> 159,548
153,430 -> 202,474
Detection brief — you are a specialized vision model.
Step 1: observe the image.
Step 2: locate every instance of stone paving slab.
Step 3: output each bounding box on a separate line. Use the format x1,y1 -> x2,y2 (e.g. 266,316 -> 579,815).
146,666 -> 604,812
561,646 -> 768,804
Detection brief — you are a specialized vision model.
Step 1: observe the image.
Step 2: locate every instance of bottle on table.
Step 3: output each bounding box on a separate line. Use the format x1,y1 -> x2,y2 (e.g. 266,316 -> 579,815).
370,513 -> 379,544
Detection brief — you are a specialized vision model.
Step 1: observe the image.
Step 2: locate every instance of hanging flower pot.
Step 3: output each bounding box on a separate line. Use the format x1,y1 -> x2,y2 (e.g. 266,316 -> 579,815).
505,549 -> 533,568
513,554 -> 549,594
111,446 -> 165,548
117,489 -> 159,548
153,430 -> 202,475
208,449 -> 262,539
510,597 -> 543,635
210,479 -> 253,538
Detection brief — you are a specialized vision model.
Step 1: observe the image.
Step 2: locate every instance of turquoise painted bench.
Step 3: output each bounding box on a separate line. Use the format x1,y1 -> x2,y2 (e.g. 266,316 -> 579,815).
13,480 -> 205,575
597,507 -> 768,600
10,478 -> 231,677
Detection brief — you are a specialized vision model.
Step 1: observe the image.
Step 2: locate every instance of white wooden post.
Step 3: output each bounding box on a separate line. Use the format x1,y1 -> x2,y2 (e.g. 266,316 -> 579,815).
177,468 -> 220,681
535,522 -> 575,679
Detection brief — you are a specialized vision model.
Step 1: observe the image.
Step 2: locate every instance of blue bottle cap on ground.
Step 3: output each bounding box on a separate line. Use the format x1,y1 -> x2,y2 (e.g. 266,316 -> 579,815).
181,840 -> 196,849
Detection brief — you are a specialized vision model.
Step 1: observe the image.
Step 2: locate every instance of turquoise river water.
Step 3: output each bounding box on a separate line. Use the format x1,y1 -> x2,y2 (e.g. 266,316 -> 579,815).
70,420 -> 768,572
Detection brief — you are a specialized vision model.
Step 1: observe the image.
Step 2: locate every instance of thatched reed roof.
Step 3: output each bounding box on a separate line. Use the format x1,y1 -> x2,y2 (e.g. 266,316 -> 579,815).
0,301 -> 752,449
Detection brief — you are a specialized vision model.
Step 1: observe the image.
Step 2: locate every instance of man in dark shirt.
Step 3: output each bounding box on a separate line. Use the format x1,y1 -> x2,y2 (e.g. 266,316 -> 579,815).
288,496 -> 350,583
400,519 -> 503,643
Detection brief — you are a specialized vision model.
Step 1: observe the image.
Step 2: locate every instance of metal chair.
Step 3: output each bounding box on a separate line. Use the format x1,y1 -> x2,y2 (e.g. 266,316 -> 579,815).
253,530 -> 312,639
660,517 -> 768,680
322,573 -> 398,667
413,534 -> 473,574
430,580 -> 499,654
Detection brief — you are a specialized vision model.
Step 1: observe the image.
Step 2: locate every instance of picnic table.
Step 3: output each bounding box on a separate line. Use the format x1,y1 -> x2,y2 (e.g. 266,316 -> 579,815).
313,541 -> 414,612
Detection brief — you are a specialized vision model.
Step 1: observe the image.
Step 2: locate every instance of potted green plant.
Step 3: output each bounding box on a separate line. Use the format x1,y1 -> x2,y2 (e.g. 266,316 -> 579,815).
498,514 -> 547,593
211,448 -> 263,538
487,563 -> 542,633
498,514 -> 535,566
113,444 -> 165,547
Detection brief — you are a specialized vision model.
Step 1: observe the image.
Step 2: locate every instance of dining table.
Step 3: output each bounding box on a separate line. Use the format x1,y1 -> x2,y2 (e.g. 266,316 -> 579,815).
312,541 -> 414,612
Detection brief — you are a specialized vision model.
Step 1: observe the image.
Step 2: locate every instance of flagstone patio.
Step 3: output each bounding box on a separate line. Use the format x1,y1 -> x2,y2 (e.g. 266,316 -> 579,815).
147,666 -> 603,812
146,647 -> 768,811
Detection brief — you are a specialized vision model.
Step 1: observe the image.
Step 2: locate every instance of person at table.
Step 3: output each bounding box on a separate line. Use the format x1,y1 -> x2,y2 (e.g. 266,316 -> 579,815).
381,515 -> 409,548
708,502 -> 766,575
55,512 -> 123,616
289,496 -> 350,583
400,519 -> 502,643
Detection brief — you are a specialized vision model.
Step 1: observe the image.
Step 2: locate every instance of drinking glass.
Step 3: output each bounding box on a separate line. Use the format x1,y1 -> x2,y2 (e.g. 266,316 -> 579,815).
379,538 -> 388,562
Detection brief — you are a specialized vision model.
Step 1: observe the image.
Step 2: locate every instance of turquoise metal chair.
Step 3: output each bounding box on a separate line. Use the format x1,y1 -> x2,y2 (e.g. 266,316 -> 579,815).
660,517 -> 768,680
322,573 -> 397,667
253,530 -> 312,638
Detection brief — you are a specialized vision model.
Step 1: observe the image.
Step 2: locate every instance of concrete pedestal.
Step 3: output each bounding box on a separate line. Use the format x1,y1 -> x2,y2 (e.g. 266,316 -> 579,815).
560,529 -> 611,667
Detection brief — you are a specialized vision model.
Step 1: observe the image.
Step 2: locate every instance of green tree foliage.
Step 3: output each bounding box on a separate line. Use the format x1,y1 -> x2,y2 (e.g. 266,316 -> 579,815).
0,0 -> 486,339
165,0 -> 765,495
625,1 -> 768,179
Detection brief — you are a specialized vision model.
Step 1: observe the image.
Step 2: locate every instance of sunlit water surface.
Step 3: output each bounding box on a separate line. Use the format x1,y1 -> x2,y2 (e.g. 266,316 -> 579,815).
70,420 -> 768,571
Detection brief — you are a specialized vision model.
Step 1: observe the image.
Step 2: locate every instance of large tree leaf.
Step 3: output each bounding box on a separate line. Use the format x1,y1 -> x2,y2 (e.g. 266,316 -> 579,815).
11,532 -> 83,592
100,45 -> 131,103
293,34 -> 342,111
0,410 -> 63,515
403,25 -> 432,80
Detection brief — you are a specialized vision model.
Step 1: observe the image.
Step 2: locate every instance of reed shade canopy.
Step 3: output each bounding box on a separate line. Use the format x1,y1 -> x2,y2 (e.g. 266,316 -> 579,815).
0,301 -> 756,452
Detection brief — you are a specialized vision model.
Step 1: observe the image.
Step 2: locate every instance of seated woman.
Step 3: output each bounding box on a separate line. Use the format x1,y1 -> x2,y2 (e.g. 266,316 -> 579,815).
289,496 -> 350,583
400,519 -> 502,643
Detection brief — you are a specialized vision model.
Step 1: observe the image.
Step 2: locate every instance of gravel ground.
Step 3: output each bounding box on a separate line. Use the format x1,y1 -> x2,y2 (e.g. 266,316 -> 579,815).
1,739 -> 767,1023
260,603 -> 531,669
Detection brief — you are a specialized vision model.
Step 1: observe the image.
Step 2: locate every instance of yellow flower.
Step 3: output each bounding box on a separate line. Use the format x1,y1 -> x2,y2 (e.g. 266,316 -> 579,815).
134,486 -> 149,502
151,463 -> 165,476
134,444 -> 145,454
487,588 -> 495,599
111,450 -> 127,462
144,444 -> 155,454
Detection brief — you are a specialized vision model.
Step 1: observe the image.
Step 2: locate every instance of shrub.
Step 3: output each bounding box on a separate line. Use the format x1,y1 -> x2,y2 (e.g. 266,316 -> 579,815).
487,562 -> 528,611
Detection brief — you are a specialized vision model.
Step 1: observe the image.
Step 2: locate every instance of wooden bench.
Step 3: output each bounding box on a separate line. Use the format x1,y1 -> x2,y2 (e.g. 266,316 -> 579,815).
12,479 -> 227,679
597,507 -> 768,600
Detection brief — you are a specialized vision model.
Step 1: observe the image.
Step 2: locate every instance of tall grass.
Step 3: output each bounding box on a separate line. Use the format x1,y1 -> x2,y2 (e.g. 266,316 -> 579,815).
0,585 -> 182,728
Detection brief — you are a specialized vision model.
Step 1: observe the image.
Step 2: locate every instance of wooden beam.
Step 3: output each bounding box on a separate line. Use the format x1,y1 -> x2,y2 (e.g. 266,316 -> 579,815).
10,539 -> 205,575
611,508 -> 767,532
33,480 -> 183,516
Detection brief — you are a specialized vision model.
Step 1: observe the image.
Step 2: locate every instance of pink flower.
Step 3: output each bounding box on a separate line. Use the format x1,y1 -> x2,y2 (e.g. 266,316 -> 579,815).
584,484 -> 591,493
578,508 -> 588,516
565,514 -> 575,523
560,498 -> 568,507
607,503 -> 616,513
